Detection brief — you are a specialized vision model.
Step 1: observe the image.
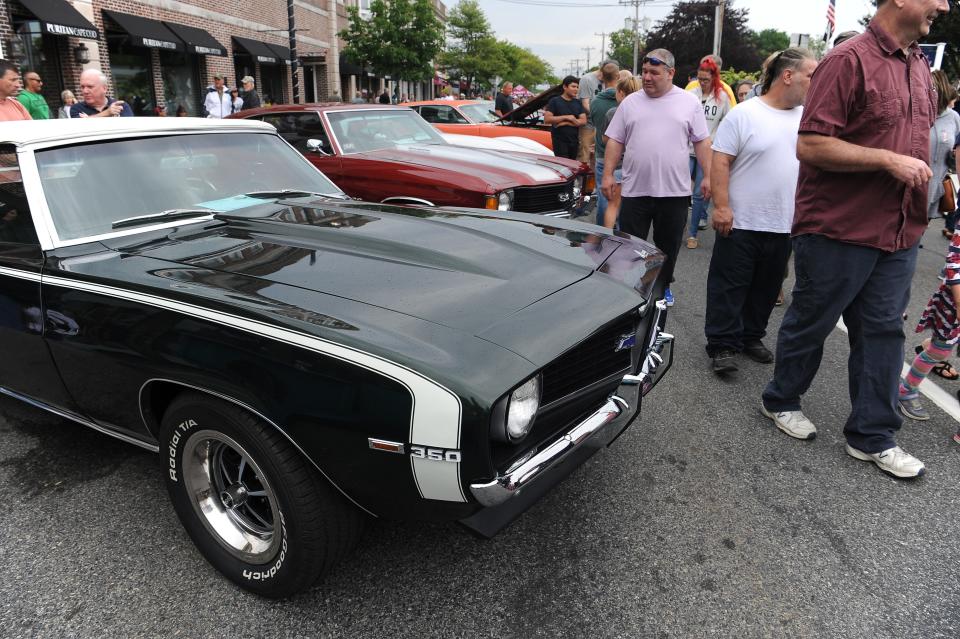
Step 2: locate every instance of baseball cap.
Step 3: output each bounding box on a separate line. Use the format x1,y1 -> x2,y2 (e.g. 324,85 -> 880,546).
213,73 -> 224,80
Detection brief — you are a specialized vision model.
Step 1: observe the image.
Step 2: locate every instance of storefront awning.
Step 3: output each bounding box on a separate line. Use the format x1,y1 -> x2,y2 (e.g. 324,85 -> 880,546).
338,54 -> 362,76
19,0 -> 99,40
232,37 -> 279,65
103,10 -> 183,51
163,22 -> 226,56
267,43 -> 292,64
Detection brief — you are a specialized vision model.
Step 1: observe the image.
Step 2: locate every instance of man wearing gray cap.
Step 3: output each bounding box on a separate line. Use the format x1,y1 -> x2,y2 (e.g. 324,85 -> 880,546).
239,75 -> 261,110
204,73 -> 232,118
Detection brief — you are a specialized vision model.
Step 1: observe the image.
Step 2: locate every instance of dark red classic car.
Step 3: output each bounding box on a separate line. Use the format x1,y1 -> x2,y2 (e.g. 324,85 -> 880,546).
230,104 -> 593,217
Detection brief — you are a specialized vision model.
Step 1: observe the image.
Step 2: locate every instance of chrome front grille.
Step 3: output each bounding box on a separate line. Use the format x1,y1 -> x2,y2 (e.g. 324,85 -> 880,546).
512,181 -> 574,213
540,313 -> 635,406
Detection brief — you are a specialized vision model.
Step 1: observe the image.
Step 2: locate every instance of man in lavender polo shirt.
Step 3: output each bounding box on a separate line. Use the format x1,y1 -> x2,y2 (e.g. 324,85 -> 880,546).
761,0 -> 948,479
601,48 -> 712,307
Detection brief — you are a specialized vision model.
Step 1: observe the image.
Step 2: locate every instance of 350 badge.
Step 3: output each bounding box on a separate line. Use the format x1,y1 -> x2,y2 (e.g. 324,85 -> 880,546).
409,446 -> 462,463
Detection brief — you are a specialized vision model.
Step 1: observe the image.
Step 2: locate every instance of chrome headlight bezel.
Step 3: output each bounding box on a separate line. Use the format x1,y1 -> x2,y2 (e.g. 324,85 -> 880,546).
497,189 -> 514,211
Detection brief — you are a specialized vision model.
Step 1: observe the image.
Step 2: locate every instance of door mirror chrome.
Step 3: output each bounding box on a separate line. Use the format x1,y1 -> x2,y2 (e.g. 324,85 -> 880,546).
306,139 -> 331,155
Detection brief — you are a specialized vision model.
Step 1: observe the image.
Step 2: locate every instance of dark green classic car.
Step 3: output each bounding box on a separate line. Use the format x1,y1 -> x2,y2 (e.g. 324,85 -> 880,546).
0,118 -> 672,597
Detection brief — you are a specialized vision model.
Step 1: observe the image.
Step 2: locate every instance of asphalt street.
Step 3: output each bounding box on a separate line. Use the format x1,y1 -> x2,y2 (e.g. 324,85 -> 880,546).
2,218 -> 960,638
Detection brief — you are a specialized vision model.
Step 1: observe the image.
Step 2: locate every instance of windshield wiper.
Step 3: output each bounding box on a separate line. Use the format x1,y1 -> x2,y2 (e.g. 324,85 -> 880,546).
111,208 -> 222,230
244,189 -> 349,200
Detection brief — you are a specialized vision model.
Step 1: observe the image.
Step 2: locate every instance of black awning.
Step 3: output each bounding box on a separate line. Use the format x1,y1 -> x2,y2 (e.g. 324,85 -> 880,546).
19,0 -> 99,40
103,10 -> 183,51
163,22 -> 226,56
267,43 -> 291,63
232,37 -> 279,65
338,54 -> 362,76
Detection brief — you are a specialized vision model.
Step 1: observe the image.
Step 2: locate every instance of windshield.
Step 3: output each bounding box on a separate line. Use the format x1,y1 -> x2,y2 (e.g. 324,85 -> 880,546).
35,132 -> 343,241
459,102 -> 498,123
326,110 -> 446,154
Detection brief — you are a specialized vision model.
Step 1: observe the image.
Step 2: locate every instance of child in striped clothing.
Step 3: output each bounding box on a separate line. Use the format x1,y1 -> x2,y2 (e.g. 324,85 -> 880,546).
899,231 -> 960,442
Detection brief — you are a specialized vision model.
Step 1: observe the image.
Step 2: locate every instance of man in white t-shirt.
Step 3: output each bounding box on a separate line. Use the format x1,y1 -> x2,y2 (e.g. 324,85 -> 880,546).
705,48 -> 818,374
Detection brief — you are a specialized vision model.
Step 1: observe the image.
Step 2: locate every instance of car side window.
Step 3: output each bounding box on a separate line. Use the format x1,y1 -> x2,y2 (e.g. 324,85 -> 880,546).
0,145 -> 40,247
262,112 -> 331,154
419,106 -> 443,123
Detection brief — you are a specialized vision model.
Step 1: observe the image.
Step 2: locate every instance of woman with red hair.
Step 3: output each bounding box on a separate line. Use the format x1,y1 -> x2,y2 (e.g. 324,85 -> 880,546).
687,58 -> 732,249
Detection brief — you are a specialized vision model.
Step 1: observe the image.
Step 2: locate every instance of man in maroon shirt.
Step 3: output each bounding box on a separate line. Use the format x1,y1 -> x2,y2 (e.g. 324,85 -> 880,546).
761,0 -> 948,479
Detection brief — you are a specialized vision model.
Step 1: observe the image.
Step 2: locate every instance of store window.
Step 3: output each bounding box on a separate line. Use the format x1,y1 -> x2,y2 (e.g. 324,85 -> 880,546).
11,18 -> 65,114
160,50 -> 200,116
260,65 -> 285,106
106,36 -> 155,116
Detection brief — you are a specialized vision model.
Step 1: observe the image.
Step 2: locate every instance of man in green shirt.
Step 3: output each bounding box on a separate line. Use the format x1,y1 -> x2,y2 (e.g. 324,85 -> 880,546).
18,71 -> 49,119
590,62 -> 620,225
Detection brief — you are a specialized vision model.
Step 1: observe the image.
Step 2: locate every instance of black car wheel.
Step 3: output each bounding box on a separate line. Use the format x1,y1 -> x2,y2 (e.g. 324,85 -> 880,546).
160,392 -> 362,598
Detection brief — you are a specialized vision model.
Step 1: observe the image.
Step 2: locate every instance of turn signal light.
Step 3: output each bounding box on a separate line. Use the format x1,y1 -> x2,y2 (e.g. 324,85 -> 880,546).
484,195 -> 498,210
584,174 -> 596,193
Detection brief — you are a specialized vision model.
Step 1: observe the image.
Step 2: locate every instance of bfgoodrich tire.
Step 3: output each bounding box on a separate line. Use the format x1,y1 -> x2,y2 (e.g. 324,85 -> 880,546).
160,392 -> 362,598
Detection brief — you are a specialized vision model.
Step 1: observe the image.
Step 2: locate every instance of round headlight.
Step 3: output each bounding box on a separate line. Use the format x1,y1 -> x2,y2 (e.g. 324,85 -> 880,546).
572,176 -> 584,200
497,190 -> 513,211
506,375 -> 541,441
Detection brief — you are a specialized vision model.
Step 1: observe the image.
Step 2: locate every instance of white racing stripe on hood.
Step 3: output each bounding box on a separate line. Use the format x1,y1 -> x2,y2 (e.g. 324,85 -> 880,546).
401,144 -> 570,182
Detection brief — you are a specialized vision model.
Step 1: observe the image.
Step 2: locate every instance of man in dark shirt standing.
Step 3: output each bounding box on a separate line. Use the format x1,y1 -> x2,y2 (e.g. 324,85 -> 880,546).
544,76 -> 586,160
494,82 -> 514,117
761,0 -> 948,479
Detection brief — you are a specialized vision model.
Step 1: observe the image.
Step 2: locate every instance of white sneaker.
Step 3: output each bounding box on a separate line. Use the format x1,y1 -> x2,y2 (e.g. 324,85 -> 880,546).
760,404 -> 817,440
845,444 -> 926,479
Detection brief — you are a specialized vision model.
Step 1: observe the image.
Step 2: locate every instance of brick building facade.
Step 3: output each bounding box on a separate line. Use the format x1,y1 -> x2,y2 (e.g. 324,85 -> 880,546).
0,0 -> 442,116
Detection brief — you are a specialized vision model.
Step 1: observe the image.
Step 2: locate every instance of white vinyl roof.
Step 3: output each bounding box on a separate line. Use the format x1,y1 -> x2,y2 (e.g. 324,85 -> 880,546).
0,116 -> 274,147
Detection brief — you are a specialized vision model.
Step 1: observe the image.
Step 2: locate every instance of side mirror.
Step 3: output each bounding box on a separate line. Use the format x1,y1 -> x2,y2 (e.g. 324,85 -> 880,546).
306,139 -> 331,155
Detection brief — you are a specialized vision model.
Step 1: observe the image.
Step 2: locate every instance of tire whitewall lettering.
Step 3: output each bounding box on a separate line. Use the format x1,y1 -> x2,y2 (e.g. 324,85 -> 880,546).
161,392 -> 363,598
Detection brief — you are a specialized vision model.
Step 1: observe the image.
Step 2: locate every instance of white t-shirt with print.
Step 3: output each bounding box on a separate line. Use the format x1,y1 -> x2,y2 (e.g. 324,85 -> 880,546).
689,85 -> 731,156
711,96 -> 803,234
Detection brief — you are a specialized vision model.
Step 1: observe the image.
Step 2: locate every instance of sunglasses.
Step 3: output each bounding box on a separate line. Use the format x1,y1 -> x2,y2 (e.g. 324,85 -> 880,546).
642,56 -> 673,69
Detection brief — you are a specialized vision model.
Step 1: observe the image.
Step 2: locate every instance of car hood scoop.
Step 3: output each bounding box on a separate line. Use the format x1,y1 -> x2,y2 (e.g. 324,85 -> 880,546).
130,202 -> 622,334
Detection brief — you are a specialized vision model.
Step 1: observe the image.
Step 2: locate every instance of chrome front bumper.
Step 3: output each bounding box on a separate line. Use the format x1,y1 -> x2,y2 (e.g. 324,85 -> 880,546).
469,299 -> 673,508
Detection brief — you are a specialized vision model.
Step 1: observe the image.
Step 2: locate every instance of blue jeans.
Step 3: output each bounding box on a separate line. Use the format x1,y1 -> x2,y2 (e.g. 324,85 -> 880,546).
595,158 -> 606,226
762,234 -> 918,453
688,156 -> 706,237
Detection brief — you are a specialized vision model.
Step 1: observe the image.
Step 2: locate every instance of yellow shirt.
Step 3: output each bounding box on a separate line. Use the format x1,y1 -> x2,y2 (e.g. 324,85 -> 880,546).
685,79 -> 736,104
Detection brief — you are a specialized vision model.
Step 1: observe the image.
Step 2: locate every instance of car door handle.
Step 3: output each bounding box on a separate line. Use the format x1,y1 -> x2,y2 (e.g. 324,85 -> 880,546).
45,310 -> 80,336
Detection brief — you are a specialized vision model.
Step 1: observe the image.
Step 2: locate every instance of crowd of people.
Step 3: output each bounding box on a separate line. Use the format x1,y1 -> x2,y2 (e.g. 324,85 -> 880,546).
603,0 -> 955,479
0,64 -> 267,121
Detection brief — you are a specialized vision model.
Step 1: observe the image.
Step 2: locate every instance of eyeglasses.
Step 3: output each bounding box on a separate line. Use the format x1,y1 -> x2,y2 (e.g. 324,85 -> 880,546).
642,56 -> 673,69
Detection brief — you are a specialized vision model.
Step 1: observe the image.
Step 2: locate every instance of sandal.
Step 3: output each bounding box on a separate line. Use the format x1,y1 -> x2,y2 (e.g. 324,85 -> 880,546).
933,361 -> 960,380
913,345 -> 960,380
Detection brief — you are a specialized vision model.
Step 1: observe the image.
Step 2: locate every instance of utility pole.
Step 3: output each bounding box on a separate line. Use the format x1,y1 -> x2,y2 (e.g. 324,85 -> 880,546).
713,0 -> 726,57
582,47 -> 594,72
569,58 -> 583,76
619,0 -> 645,75
595,32 -> 608,62
286,0 -> 299,103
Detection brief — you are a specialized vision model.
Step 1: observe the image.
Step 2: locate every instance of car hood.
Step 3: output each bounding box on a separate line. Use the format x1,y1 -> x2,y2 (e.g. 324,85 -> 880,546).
497,83 -> 561,123
107,200 -> 629,335
356,144 -> 577,188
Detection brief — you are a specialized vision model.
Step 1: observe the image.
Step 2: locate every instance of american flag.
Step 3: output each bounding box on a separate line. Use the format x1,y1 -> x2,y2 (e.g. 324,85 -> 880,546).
824,0 -> 837,42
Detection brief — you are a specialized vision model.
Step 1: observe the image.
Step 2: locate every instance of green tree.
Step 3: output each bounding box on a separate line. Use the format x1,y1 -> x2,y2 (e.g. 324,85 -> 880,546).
607,28 -> 641,71
441,0 -> 506,91
339,0 -> 443,82
644,0 -> 761,85
496,41 -> 554,89
750,28 -> 789,61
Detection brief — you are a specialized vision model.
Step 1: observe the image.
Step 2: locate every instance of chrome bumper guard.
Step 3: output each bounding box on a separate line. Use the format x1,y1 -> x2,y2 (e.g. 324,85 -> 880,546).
470,299 -> 673,508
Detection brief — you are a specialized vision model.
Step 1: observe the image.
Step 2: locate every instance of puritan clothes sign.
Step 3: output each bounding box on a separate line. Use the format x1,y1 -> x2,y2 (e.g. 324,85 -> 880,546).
103,10 -> 184,51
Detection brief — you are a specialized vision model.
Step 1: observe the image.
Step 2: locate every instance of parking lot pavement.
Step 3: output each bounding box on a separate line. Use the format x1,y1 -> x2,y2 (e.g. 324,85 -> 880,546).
2,221 -> 960,638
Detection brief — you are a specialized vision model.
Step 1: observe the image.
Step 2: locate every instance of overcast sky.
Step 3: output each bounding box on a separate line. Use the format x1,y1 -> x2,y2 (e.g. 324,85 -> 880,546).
478,0 -> 877,76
